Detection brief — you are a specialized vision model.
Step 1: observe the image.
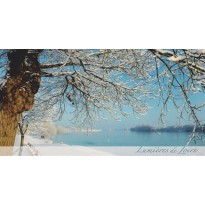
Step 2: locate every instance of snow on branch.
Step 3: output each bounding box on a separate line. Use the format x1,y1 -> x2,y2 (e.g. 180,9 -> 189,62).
1,49 -> 205,132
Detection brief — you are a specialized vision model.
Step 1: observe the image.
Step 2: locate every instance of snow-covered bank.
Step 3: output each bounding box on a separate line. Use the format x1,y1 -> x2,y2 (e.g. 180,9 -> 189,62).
56,125 -> 102,134
13,135 -> 113,156
11,134 -> 205,156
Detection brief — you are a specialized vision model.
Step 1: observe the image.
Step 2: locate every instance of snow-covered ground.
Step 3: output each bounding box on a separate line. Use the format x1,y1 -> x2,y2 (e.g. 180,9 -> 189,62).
12,135 -> 114,156
11,134 -> 205,156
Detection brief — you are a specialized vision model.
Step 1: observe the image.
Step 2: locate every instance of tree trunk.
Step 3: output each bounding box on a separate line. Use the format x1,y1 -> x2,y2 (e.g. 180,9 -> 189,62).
0,50 -> 42,151
18,121 -> 28,156
0,107 -> 20,146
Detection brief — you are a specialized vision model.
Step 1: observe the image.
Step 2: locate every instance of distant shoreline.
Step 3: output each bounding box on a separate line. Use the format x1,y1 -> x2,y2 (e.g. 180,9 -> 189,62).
130,125 -> 205,133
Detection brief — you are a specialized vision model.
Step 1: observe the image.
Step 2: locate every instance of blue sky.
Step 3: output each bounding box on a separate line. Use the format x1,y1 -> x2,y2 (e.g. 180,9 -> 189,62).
56,65 -> 205,129
0,49 -> 204,129
57,91 -> 205,129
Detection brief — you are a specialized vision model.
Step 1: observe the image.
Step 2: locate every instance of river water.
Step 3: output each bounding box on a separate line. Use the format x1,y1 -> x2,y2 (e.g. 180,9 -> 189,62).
52,130 -> 205,146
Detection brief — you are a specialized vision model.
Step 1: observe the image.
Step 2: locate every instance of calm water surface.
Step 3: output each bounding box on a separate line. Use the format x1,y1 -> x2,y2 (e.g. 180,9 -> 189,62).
53,130 -> 205,146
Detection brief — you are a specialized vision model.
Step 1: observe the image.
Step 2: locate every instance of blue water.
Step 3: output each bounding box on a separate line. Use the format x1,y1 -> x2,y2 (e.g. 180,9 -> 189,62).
52,130 -> 205,146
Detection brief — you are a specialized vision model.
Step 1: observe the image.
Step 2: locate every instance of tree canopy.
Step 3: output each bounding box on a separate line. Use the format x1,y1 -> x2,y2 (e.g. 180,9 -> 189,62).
0,49 -> 205,146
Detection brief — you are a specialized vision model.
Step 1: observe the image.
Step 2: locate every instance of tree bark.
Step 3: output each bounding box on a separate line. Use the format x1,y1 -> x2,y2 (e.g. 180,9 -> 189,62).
0,107 -> 20,146
0,49 -> 42,150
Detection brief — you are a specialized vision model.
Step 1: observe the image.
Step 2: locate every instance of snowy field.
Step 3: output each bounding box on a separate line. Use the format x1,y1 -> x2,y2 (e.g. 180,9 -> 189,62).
12,135 -> 113,156
7,134 -> 205,156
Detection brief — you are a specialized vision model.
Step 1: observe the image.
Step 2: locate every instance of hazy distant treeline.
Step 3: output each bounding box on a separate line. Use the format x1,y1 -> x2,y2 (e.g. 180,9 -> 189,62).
130,125 -> 205,133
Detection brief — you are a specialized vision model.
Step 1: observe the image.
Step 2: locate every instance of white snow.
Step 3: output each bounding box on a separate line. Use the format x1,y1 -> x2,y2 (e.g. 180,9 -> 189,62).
0,78 -> 7,88
10,134 -> 205,156
167,56 -> 184,62
13,134 -> 113,156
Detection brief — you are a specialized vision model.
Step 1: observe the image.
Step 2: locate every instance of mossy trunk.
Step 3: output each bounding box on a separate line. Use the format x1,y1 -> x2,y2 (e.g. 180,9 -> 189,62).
0,50 -> 42,152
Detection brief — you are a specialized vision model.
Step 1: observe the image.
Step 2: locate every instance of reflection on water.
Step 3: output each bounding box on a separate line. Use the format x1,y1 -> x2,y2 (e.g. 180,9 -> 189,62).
53,130 -> 205,146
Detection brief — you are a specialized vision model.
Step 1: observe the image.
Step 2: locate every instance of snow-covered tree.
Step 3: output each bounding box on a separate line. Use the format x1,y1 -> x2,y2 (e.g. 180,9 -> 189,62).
18,102 -> 59,155
0,49 -> 205,148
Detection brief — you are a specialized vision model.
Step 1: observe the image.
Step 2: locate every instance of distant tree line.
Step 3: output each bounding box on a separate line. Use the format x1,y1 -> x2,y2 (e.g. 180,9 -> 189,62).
130,125 -> 205,133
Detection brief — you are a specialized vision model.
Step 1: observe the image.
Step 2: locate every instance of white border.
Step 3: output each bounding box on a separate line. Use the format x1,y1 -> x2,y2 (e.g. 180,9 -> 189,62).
1,1 -> 205,205
0,0 -> 205,48
1,157 -> 205,205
